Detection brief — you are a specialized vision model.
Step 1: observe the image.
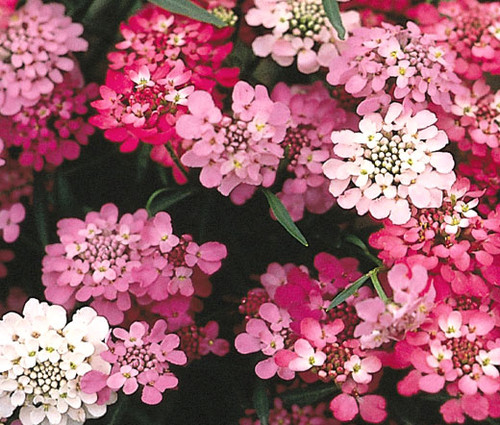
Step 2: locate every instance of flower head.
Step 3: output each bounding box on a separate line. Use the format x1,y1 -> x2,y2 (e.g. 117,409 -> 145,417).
323,103 -> 456,224
0,299 -> 114,424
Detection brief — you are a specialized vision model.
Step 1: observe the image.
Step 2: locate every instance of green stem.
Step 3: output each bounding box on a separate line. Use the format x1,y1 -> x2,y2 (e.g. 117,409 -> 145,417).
165,141 -> 190,180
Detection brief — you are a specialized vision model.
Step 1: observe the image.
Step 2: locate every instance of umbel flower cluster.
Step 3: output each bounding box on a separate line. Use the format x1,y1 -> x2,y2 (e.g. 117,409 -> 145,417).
0,299 -> 114,425
42,203 -> 227,326
0,0 -> 499,424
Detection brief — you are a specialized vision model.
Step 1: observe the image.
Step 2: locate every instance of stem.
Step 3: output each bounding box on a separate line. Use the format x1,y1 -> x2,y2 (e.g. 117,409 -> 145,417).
165,141 -> 190,180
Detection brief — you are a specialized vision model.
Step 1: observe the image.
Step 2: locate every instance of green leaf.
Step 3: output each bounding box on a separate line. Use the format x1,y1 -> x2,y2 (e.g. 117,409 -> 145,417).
344,234 -> 382,266
262,189 -> 308,247
55,172 -> 75,217
326,273 -> 369,311
148,0 -> 227,27
146,187 -> 197,215
136,144 -> 151,184
281,383 -> 338,407
322,0 -> 346,40
370,270 -> 388,302
252,380 -> 269,425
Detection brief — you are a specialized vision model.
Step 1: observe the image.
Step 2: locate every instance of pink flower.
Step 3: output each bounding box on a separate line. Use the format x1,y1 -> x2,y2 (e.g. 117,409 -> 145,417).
138,370 -> 179,405
0,0 -> 88,116
178,82 -> 291,200
97,320 -> 187,405
425,0 -> 500,79
246,0 -> 360,74
270,81 -> 357,221
323,103 -> 456,224
288,338 -> 326,371
42,204 -> 226,325
92,3 -> 238,181
0,202 -> 25,243
327,22 -> 462,113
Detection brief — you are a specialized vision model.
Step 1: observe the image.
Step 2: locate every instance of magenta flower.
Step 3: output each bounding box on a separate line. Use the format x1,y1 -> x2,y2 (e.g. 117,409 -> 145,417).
0,0 -> 88,116
177,81 -> 291,201
0,68 -> 97,171
323,103 -> 456,224
91,3 -> 238,182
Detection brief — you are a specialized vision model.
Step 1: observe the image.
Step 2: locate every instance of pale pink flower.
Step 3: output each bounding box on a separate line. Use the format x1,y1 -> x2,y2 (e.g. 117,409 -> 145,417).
323,103 -> 456,224
0,0 -> 88,116
178,81 -> 290,200
247,0 -> 360,74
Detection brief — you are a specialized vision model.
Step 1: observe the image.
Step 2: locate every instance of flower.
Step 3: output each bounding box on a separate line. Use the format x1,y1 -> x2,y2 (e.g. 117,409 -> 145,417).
270,81 -> 357,221
327,22 -> 462,114
0,67 -> 97,171
0,202 -> 25,243
42,203 -> 227,325
177,81 -> 290,200
369,178 -> 500,298
0,0 -> 88,116
323,103 -> 456,224
424,0 -> 500,79
246,0 -> 360,74
0,298 -> 115,425
85,320 -> 187,406
92,3 -> 239,181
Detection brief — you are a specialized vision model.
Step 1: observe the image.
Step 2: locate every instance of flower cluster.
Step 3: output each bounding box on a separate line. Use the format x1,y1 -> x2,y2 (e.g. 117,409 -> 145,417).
0,0 -> 88,116
323,103 -> 456,225
270,81 -> 357,221
245,0 -> 360,74
327,22 -> 462,114
81,320 -> 187,405
0,68 -> 97,171
436,79 -> 499,161
42,203 -> 227,325
177,81 -> 290,201
92,3 -> 239,181
396,301 -> 500,423
0,154 -> 31,247
178,321 -> 230,362
235,253 -> 389,423
0,299 -> 115,425
354,262 -> 435,349
424,0 -> 500,80
369,178 -> 500,298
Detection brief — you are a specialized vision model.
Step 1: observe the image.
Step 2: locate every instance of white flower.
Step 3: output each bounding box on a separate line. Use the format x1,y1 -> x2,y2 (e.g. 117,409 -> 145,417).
0,299 -> 115,425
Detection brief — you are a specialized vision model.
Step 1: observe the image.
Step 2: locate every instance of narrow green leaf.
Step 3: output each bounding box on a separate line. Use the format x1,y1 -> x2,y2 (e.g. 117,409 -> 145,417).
370,270 -> 388,302
252,380 -> 269,425
344,234 -> 383,266
322,0 -> 346,40
33,172 -> 49,247
281,383 -> 338,407
148,0 -> 227,27
55,172 -> 75,216
262,189 -> 308,247
136,144 -> 151,184
146,187 -> 197,215
326,273 -> 369,311
165,141 -> 190,181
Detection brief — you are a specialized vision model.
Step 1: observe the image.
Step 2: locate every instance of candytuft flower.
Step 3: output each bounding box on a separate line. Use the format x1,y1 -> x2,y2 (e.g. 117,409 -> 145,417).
323,103 -> 456,224
0,298 -> 115,425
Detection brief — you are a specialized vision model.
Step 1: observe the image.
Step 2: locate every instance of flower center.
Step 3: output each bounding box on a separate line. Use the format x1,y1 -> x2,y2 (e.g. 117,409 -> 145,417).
287,0 -> 326,37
